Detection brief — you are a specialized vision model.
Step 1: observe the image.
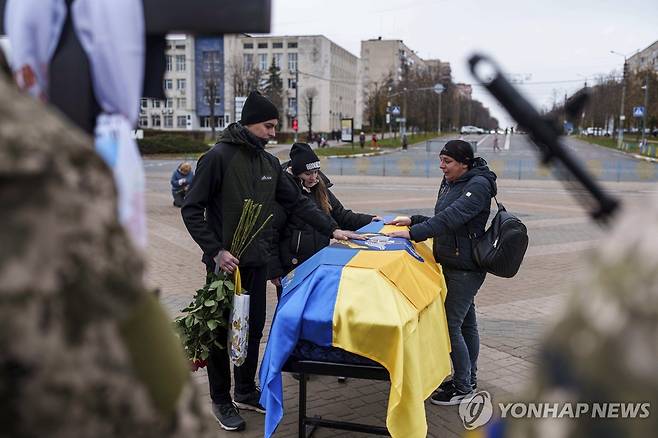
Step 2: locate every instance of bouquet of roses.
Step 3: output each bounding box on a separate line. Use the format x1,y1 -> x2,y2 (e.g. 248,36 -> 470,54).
175,199 -> 271,370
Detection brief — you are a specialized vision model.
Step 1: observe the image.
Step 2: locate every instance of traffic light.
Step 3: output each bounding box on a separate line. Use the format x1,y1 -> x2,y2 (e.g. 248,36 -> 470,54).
292,118 -> 298,132
623,62 -> 628,80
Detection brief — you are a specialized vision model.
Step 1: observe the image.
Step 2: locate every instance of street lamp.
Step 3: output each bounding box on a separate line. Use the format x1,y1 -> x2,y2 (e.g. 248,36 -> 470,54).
610,50 -> 631,149
433,83 -> 445,135
641,79 -> 649,147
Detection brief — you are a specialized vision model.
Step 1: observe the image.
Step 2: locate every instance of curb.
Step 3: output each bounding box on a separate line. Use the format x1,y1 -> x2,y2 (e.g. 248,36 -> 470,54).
631,154 -> 658,163
323,147 -> 402,159
574,137 -> 658,163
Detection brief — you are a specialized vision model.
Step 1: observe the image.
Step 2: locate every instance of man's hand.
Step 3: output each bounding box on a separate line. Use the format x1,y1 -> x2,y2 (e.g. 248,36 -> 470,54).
270,277 -> 281,287
332,229 -> 367,241
214,250 -> 239,274
385,216 -> 411,226
386,230 -> 411,239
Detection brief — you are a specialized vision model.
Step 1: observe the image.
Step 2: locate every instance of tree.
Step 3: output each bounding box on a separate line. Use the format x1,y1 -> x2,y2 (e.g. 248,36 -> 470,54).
201,50 -> 222,138
303,87 -> 318,140
262,58 -> 284,122
225,54 -> 262,123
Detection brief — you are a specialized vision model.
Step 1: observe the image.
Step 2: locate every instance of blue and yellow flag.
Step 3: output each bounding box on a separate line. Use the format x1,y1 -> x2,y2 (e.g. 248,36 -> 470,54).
259,220 -> 452,438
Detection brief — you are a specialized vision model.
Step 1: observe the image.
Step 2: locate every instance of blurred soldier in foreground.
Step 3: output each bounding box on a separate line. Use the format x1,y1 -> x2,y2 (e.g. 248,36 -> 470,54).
0,69 -> 215,437
499,196 -> 658,437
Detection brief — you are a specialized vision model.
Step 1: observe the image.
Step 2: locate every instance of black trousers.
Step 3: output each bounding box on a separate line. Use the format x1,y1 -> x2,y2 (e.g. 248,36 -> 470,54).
207,266 -> 267,404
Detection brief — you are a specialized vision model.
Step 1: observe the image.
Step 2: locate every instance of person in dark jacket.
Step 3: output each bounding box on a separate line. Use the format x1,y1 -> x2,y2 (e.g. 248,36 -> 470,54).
170,161 -> 194,207
387,139 -> 497,406
268,143 -> 380,293
181,91 -> 363,432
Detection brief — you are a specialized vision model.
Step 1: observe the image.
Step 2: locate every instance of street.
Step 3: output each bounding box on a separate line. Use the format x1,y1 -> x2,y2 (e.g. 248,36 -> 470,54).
144,138 -> 657,437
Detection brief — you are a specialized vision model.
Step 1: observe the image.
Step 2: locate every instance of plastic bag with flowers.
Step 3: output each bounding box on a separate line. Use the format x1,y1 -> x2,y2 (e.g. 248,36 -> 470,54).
175,199 -> 271,371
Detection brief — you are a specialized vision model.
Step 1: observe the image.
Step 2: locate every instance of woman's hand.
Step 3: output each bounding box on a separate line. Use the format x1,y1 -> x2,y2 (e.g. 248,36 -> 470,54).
386,216 -> 411,226
386,230 -> 411,239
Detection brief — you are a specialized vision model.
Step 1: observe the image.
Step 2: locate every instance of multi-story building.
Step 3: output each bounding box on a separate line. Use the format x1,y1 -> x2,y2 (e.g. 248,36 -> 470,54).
356,38 -> 429,129
224,34 -> 358,134
139,34 -> 227,132
456,83 -> 473,100
627,40 -> 658,73
425,59 -> 452,83
360,37 -> 426,86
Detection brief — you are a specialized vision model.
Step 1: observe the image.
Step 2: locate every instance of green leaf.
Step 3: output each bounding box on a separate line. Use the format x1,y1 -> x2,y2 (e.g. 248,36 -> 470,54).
209,280 -> 222,290
225,281 -> 234,291
185,315 -> 194,328
207,320 -> 219,330
204,299 -> 216,307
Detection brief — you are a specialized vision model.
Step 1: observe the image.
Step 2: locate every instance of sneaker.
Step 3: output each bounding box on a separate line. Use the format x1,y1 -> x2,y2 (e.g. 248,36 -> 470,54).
438,378 -> 477,392
212,402 -> 246,431
430,382 -> 474,406
234,389 -> 266,414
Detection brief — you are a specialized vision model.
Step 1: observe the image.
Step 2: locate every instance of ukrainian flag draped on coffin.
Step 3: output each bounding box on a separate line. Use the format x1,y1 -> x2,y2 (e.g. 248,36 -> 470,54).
259,221 -> 452,438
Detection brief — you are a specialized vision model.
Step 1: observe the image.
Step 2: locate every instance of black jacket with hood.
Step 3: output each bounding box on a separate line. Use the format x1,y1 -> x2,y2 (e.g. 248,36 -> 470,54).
409,158 -> 497,271
181,123 -> 338,269
268,168 -> 374,279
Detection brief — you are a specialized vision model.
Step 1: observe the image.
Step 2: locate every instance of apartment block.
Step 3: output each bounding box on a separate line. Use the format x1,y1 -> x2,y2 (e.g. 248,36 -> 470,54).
627,40 -> 658,73
225,34 -> 358,134
139,34 -> 228,132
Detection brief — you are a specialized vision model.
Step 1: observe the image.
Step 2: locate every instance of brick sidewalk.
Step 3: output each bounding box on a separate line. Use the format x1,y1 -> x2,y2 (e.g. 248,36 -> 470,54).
145,172 -> 656,437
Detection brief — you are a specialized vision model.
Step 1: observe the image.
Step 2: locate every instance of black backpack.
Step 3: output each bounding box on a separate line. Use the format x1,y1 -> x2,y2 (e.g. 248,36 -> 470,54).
470,198 -> 528,278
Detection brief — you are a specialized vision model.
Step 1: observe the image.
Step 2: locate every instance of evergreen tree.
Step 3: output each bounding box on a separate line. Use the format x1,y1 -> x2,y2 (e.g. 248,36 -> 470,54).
263,58 -> 284,122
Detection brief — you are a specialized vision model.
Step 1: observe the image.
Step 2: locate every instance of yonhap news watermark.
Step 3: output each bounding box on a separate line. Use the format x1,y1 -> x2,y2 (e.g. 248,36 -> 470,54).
459,391 -> 651,430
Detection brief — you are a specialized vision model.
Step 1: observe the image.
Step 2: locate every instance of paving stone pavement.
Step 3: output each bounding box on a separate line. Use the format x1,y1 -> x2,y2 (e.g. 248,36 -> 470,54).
144,167 -> 657,438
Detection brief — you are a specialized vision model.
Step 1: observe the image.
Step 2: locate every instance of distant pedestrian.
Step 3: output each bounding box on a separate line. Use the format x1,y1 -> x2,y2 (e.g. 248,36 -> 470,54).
359,131 -> 366,149
170,162 -> 194,207
371,133 -> 378,149
493,133 -> 501,152
402,133 -> 408,151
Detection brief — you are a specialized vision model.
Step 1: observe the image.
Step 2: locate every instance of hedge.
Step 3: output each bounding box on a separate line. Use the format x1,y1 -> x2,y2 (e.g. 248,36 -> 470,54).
137,134 -> 211,155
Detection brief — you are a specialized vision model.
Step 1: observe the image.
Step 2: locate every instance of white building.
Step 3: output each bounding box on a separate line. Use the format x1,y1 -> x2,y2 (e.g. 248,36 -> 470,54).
628,40 -> 658,73
225,34 -> 358,134
139,34 -> 231,132
139,34 -> 198,131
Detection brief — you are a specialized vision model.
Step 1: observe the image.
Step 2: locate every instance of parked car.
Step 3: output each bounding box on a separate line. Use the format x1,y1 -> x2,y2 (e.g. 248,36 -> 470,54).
584,127 -> 611,137
460,125 -> 481,135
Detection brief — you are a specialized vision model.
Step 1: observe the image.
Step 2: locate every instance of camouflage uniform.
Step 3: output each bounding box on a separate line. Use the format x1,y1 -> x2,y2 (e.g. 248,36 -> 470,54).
504,197 -> 658,437
0,74 -> 215,437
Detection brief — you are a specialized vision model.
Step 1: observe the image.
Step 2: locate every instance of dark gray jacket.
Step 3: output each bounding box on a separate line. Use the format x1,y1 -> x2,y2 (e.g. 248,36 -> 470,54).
409,158 -> 497,271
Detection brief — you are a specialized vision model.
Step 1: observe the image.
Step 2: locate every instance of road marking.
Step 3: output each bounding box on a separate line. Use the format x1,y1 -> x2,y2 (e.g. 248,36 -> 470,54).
504,133 -> 511,150
477,134 -> 490,147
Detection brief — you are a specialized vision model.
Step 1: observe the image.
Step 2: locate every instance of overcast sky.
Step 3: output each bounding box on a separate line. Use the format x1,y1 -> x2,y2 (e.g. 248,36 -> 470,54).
266,0 -> 656,126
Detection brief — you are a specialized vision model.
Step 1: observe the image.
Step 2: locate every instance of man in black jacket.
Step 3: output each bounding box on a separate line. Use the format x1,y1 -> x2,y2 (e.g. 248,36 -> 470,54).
181,91 -> 362,432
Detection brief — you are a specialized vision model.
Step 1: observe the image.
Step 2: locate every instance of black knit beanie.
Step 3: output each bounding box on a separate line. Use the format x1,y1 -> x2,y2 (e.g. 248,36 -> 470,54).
239,91 -> 279,125
440,140 -> 475,167
290,143 -> 321,175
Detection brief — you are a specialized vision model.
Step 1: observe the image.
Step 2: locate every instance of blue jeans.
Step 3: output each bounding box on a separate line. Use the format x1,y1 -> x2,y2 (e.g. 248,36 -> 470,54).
443,269 -> 486,393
